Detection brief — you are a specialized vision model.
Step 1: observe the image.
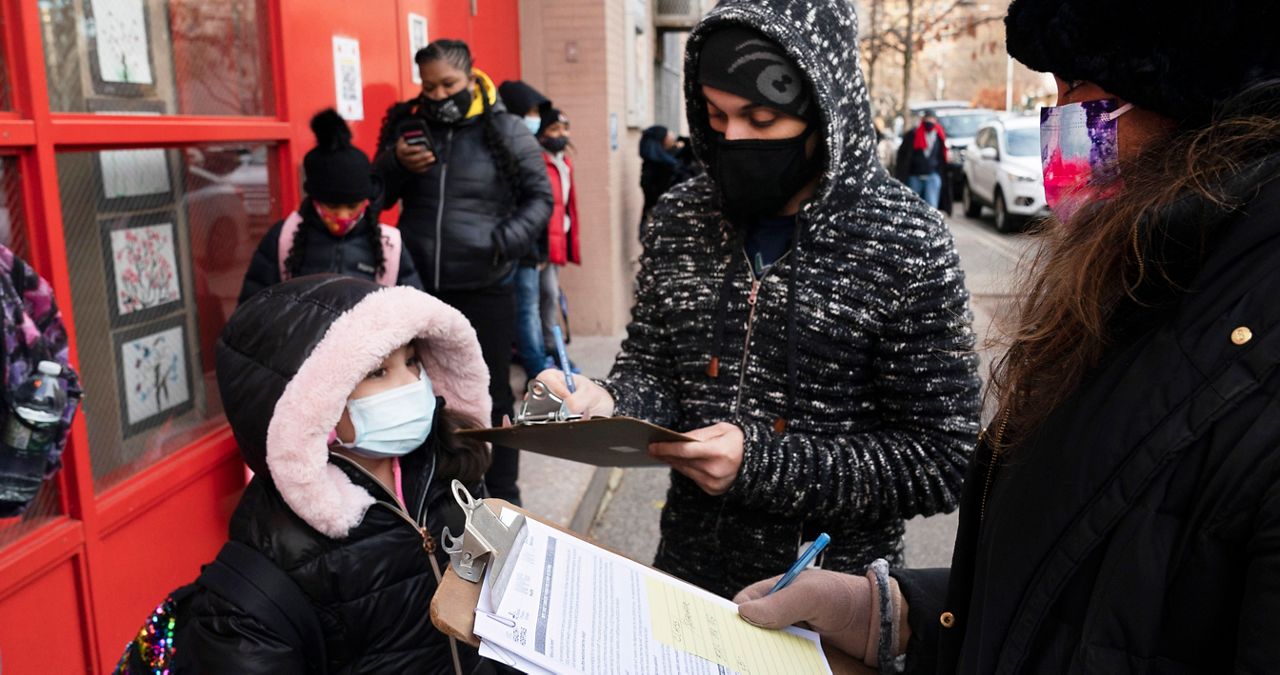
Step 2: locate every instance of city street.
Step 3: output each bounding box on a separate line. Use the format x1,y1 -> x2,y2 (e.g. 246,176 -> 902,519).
519,209 -> 1038,569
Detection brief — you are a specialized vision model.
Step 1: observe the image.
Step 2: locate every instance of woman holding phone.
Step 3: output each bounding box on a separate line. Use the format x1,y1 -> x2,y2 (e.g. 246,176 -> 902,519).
375,39 -> 552,505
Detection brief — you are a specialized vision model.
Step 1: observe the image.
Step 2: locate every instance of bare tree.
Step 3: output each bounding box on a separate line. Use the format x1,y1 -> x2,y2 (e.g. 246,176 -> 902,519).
860,0 -> 1004,118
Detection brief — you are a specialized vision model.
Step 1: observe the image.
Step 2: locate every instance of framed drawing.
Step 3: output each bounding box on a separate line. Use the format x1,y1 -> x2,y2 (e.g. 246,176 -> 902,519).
113,315 -> 193,439
84,0 -> 159,98
101,211 -> 183,328
87,100 -> 173,211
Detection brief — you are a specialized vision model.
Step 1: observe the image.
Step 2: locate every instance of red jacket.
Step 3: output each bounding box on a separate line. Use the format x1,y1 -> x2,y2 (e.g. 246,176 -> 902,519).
542,152 -> 581,265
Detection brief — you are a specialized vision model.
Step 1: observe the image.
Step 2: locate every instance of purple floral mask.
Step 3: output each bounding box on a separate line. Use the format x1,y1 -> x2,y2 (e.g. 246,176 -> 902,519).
1040,99 -> 1134,223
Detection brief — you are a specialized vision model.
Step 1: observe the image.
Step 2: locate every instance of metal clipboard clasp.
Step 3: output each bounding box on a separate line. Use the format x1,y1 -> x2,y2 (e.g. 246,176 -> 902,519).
441,480 -> 527,599
514,379 -> 583,425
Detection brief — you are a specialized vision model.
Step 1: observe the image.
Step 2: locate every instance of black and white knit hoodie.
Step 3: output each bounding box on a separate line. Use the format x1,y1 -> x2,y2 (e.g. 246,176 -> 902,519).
606,0 -> 982,598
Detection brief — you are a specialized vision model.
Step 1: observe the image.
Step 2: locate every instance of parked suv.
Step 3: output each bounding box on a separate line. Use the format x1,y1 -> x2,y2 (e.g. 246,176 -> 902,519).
961,116 -> 1048,232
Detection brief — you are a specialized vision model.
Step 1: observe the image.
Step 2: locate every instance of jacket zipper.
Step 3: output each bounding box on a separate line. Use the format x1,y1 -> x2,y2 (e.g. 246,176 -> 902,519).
978,408 -> 1011,524
433,128 -> 453,291
732,246 -> 793,415
330,454 -> 435,554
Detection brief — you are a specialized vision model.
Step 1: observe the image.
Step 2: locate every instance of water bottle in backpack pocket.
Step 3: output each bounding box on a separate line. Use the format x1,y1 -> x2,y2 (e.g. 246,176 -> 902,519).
0,361 -> 67,510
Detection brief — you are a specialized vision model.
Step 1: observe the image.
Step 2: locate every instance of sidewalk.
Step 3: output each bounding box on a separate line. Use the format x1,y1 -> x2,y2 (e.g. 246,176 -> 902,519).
511,334 -> 624,529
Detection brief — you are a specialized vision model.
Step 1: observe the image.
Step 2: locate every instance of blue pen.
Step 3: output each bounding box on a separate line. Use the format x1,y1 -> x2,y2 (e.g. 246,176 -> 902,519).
551,325 -> 575,394
768,533 -> 831,595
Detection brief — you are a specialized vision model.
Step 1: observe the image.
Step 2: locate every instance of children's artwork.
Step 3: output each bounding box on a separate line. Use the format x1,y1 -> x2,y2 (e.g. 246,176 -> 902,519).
114,317 -> 193,438
101,213 -> 184,327
333,36 -> 364,121
99,149 -> 170,200
408,14 -> 429,85
85,0 -> 157,97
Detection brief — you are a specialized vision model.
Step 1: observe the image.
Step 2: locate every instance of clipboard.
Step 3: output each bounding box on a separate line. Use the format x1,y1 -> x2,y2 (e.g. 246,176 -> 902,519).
456,379 -> 694,467
431,482 -> 873,675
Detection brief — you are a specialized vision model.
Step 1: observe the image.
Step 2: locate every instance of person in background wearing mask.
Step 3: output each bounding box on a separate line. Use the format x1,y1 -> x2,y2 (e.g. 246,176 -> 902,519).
895,110 -> 951,211
497,80 -> 561,378
532,108 -> 581,371
239,109 -> 422,304
375,40 -> 552,505
537,0 -> 980,599
733,1 -> 1280,672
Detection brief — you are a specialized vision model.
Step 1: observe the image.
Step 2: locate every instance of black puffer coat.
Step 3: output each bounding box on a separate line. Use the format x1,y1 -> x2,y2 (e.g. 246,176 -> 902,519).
237,200 -> 422,305
607,0 -> 980,599
895,171 -> 1280,673
373,76 -> 552,292
184,275 -> 495,674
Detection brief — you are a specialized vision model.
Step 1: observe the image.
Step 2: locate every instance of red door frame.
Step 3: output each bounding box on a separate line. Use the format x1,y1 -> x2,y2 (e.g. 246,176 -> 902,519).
0,0 -> 296,670
0,1 -> 521,669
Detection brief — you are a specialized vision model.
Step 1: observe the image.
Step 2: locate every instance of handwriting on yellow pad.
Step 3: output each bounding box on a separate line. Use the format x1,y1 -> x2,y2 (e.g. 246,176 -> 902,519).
645,577 -> 829,674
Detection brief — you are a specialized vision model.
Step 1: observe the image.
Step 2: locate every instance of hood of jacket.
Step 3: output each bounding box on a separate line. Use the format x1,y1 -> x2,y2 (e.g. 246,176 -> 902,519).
216,274 -> 490,538
684,0 -> 887,212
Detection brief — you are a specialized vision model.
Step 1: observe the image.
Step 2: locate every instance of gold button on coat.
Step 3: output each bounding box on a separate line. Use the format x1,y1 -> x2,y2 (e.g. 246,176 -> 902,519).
940,611 -> 956,628
1231,327 -> 1253,346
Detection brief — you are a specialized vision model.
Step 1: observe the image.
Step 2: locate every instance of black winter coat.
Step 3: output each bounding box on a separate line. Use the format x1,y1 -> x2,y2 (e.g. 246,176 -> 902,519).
186,448 -> 478,674
895,174 -> 1280,673
184,276 -> 494,674
608,0 -> 980,600
237,202 -> 422,305
894,128 -> 953,214
374,92 -> 552,292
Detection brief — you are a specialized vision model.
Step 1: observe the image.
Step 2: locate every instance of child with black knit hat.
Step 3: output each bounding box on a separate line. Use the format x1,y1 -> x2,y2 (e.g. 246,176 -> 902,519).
238,109 -> 422,304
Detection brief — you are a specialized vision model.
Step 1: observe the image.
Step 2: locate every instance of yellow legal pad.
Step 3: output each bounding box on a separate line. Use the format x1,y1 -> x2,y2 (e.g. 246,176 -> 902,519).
646,576 -> 830,675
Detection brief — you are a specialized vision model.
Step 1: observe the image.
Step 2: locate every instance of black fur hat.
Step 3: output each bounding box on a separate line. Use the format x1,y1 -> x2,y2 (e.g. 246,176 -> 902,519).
303,109 -> 375,204
1006,0 -> 1280,123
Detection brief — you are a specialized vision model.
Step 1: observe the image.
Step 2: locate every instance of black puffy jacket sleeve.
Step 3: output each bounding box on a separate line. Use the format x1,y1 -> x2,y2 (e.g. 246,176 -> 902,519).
489,115 -> 553,263
373,102 -> 417,209
238,220 -> 285,306
183,587 -> 308,673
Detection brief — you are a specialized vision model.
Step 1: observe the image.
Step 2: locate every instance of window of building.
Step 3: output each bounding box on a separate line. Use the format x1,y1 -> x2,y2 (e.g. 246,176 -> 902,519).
54,143 -> 278,492
39,0 -> 274,116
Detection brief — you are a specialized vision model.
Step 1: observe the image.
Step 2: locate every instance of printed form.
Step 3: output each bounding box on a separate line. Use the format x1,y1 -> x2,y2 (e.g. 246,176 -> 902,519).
473,511 -> 832,675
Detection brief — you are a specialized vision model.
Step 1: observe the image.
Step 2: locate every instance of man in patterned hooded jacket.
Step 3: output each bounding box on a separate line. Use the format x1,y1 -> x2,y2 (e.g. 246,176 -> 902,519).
540,0 -> 981,598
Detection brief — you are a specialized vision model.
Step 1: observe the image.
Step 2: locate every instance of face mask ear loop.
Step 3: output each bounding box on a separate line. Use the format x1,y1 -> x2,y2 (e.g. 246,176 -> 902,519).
1105,103 -> 1135,122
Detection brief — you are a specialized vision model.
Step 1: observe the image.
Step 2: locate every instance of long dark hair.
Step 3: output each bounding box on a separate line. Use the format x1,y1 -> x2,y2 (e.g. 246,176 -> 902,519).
990,80 -> 1280,449
431,408 -> 490,484
282,199 -> 386,280
414,39 -> 523,208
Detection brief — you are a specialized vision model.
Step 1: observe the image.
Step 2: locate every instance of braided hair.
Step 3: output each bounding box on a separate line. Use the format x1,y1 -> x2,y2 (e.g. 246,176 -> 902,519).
282,199 -> 387,281
415,39 -> 523,208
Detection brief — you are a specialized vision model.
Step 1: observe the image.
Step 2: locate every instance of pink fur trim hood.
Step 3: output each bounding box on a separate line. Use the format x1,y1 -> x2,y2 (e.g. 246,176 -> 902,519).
258,284 -> 491,538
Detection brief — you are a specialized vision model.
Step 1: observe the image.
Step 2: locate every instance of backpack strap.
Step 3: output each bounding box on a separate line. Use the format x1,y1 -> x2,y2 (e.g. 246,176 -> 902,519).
199,540 -> 328,673
277,211 -> 305,282
376,224 -> 401,286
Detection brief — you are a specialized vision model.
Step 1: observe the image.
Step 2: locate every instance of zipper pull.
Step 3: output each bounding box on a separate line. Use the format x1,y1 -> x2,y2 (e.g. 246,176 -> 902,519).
748,280 -> 761,306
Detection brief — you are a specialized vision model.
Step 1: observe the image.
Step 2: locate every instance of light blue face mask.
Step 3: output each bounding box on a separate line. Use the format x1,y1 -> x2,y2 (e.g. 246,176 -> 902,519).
341,370 -> 435,459
523,115 -> 542,135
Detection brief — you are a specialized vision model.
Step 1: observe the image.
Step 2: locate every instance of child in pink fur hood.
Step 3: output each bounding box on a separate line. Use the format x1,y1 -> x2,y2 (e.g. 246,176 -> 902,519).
181,274 -> 494,673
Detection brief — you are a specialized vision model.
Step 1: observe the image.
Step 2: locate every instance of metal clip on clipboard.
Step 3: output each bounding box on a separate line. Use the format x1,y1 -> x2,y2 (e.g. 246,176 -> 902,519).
514,379 -> 583,425
441,480 -> 528,601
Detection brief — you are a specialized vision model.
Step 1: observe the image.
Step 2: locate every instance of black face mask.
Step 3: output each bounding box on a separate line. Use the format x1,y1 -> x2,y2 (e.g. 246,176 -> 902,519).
420,87 -> 473,125
705,126 -> 819,225
540,136 -> 569,154
923,121 -> 937,131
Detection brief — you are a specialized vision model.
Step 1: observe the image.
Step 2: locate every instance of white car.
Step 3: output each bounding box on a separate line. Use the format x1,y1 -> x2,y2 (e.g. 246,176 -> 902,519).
961,116 -> 1050,232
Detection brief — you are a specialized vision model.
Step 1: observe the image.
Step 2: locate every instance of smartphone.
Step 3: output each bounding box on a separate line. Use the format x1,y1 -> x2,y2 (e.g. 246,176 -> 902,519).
396,118 -> 433,153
